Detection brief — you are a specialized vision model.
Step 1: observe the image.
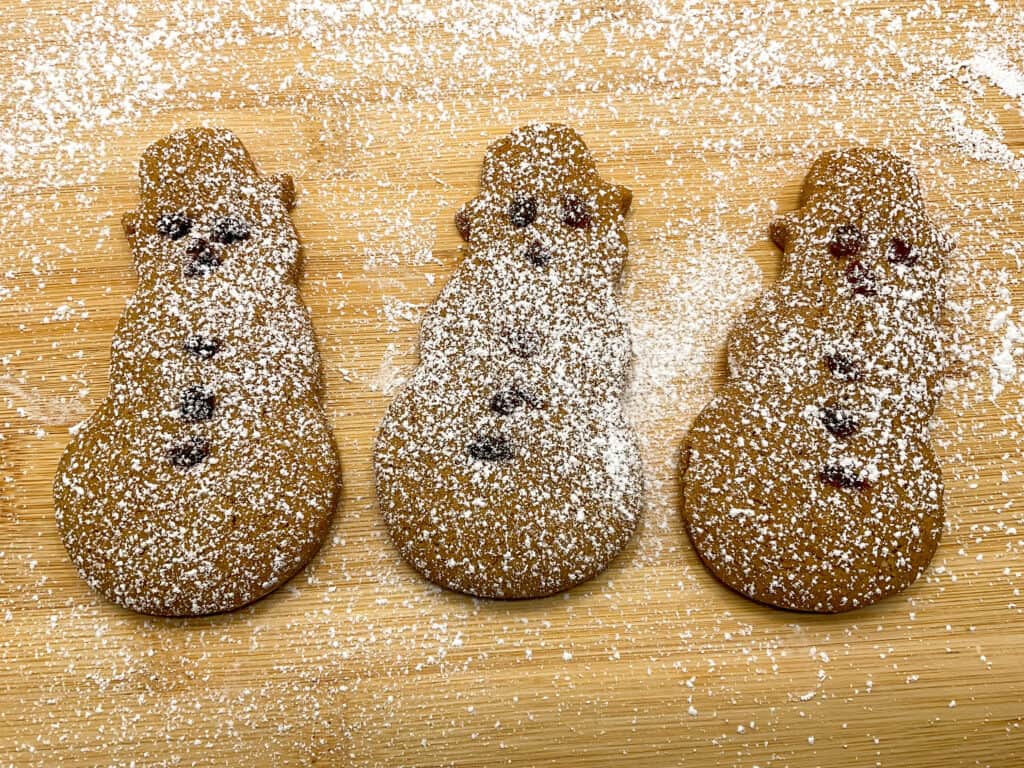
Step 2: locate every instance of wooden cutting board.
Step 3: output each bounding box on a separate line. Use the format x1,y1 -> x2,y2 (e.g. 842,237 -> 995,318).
2,1 -> 1022,765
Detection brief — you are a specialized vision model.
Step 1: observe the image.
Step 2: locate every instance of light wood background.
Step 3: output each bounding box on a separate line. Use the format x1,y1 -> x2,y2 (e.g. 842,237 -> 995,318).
1,1 -> 1023,766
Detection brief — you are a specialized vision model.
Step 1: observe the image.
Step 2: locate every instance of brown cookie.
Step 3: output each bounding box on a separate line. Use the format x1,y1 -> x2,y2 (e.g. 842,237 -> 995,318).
374,123 -> 643,599
54,128 -> 341,616
682,148 -> 951,613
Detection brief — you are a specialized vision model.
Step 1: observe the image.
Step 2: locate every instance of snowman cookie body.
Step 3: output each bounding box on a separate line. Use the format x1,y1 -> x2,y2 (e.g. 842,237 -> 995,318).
54,128 -> 341,616
375,124 -> 643,599
683,149 -> 950,613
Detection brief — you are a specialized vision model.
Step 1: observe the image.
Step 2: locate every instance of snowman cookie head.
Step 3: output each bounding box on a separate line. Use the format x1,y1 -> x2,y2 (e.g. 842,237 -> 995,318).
456,123 -> 632,282
121,128 -> 298,280
769,148 -> 952,298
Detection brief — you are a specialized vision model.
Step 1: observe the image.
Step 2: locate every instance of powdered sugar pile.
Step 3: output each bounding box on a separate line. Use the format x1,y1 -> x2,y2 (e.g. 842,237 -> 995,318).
1,1 -> 1023,765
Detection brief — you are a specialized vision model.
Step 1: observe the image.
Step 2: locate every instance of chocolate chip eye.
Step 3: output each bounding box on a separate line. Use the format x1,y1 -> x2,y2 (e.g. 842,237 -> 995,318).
508,195 -> 538,228
888,237 -> 918,266
828,224 -> 864,258
183,239 -> 221,278
179,386 -> 216,422
210,216 -> 250,244
844,260 -> 877,296
156,212 -> 192,240
560,194 -> 592,228
168,436 -> 210,469
825,351 -> 862,382
821,406 -> 860,438
818,463 -> 868,490
467,432 -> 514,461
183,334 -> 221,359
525,239 -> 550,267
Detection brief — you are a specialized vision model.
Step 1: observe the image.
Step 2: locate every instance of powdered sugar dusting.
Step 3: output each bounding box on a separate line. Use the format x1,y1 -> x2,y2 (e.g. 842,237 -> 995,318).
625,235 -> 761,558
1,1 -> 1023,765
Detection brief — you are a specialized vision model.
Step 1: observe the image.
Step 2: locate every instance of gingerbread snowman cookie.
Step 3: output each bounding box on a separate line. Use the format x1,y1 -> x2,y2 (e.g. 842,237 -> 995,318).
375,123 -> 643,599
54,128 -> 341,616
682,148 -> 951,613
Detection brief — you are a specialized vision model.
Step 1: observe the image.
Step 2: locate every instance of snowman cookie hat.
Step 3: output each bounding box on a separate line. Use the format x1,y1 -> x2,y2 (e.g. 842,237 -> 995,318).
477,123 -> 631,209
123,128 -> 295,245
771,148 -> 952,257
460,123 -> 632,278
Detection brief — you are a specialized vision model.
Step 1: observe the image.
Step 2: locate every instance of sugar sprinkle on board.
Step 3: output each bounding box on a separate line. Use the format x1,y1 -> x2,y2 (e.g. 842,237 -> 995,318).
1,1 -> 1023,766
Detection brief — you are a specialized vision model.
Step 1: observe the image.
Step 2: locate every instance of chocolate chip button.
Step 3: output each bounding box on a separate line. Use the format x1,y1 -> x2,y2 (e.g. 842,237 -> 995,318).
179,386 -> 216,422
183,334 -> 221,359
525,239 -> 550,267
829,224 -> 864,258
818,463 -> 867,490
821,406 -> 860,438
508,195 -> 538,228
210,216 -> 250,245
888,236 -> 919,266
183,239 -> 221,278
156,211 -> 192,240
168,436 -> 210,469
825,351 -> 862,382
490,388 -> 536,415
560,194 -> 592,228
490,390 -> 523,415
467,432 -> 514,462
506,327 -> 541,358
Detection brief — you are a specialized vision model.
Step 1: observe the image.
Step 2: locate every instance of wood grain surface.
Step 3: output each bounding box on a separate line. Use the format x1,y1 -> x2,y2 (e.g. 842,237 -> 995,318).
1,1 -> 1023,766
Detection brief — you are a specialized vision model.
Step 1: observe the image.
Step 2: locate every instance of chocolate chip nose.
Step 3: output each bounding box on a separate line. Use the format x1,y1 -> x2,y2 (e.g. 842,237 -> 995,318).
183,238 -> 221,278
525,239 -> 550,267
844,259 -> 877,296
